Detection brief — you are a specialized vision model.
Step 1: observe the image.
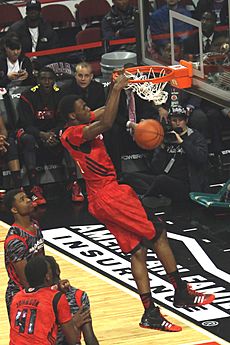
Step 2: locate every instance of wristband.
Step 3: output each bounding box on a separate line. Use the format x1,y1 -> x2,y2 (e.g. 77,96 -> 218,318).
126,120 -> 132,128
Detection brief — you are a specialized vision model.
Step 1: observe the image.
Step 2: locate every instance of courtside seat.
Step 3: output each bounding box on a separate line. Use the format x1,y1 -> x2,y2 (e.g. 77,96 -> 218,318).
75,0 -> 111,29
0,4 -> 22,32
41,4 -> 76,28
190,179 -> 230,208
75,27 -> 103,76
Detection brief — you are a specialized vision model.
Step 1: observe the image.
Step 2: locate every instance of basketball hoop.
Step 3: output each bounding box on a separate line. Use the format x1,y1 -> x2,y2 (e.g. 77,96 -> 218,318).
112,60 -> 193,105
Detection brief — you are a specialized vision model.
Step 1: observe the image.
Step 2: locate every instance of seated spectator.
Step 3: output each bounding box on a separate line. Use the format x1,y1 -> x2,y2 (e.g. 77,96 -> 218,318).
101,0 -> 137,51
8,0 -> 59,66
157,86 -> 209,138
127,106 -> 209,204
64,62 -> 105,110
183,11 -> 225,56
45,256 -> 99,345
17,67 -> 84,205
0,34 -> 35,88
0,115 -> 22,195
193,0 -> 228,25
163,87 -> 227,171
159,41 -> 184,64
149,0 -> 192,52
9,256 -> 80,344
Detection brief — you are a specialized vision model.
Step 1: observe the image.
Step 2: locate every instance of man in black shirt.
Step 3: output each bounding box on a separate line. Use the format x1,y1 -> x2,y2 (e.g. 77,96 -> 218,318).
8,0 -> 59,66
17,67 -> 83,205
128,106 -> 209,203
65,62 -> 105,110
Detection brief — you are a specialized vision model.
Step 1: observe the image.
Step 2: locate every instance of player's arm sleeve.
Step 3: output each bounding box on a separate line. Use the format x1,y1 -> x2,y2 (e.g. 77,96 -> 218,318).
57,293 -> 72,324
66,125 -> 87,146
81,291 -> 90,310
57,294 -> 78,345
6,238 -> 27,262
6,238 -> 29,287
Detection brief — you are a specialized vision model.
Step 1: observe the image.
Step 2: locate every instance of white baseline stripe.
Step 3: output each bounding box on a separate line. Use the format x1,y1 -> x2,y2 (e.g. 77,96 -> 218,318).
183,228 -> 198,232
1,221 -> 229,344
168,232 -> 230,283
45,244 -> 229,345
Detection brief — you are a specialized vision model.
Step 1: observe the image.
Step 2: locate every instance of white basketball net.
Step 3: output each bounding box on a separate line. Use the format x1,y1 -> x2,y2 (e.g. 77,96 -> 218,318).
124,67 -> 169,105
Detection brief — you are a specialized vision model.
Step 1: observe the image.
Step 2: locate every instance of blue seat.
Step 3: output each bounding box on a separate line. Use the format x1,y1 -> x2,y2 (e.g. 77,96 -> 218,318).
189,179 -> 230,208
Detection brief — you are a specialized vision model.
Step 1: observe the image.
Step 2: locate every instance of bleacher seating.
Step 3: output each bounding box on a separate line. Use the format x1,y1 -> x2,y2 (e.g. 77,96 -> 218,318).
75,27 -> 103,76
0,4 -> 22,32
41,4 -> 76,29
75,0 -> 111,29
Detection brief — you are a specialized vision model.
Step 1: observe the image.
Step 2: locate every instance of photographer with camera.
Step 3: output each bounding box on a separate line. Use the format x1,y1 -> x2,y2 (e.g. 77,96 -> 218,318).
142,106 -> 209,205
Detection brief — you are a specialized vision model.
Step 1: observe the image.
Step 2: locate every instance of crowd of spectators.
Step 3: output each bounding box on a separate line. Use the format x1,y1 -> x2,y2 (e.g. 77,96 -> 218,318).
0,0 -> 229,208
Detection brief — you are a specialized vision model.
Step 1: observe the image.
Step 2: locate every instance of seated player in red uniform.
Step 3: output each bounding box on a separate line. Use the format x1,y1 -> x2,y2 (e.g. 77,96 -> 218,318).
9,255 -> 79,345
45,255 -> 99,345
4,189 -> 44,319
58,75 -> 215,332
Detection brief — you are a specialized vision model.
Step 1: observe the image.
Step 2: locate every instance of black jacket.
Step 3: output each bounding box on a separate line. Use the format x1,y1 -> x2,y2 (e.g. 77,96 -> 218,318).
183,30 -> 222,55
101,5 -> 137,40
64,79 -> 106,110
150,127 -> 209,192
8,17 -> 58,53
0,54 -> 35,88
193,0 -> 228,24
17,84 -> 64,138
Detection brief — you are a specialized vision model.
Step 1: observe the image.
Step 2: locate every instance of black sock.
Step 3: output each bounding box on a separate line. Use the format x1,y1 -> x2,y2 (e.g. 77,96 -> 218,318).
28,169 -> 37,188
167,270 -> 187,290
140,292 -> 156,310
68,168 -> 78,183
11,171 -> 22,188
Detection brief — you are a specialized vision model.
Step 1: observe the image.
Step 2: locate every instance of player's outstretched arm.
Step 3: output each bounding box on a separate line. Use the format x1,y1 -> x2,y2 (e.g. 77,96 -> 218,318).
101,74 -> 128,128
83,75 -> 128,140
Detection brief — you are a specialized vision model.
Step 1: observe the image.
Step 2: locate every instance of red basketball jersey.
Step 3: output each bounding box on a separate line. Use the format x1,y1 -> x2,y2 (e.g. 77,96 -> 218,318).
5,222 -> 44,292
60,124 -> 117,199
10,287 -> 72,345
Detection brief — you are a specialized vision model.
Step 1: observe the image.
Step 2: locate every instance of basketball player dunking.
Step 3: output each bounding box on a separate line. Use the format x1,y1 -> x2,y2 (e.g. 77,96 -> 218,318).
58,75 -> 215,332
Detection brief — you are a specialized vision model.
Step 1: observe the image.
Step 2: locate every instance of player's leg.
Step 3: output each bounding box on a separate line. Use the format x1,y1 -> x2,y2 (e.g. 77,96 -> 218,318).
130,245 -> 182,332
148,225 -> 215,308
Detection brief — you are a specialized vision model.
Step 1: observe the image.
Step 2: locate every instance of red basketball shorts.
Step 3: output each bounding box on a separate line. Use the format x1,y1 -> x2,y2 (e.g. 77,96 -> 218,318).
88,182 -> 156,253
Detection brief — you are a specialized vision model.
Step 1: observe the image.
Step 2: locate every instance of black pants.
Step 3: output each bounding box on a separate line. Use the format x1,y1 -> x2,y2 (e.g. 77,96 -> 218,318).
122,172 -> 190,201
3,136 -> 19,163
20,133 -> 63,170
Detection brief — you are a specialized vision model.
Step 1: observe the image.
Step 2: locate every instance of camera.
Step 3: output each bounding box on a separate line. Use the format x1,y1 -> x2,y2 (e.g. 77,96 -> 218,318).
162,122 -> 183,143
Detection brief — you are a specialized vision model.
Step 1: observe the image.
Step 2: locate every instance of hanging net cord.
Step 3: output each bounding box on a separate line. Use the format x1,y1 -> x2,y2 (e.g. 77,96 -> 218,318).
124,67 -> 170,105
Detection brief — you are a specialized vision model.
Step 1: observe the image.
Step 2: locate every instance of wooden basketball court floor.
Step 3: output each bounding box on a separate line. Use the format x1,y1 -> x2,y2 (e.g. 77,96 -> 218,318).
0,215 -> 229,345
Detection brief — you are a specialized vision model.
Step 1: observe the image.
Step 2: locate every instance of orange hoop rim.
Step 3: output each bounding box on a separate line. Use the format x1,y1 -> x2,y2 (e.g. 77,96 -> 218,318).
112,65 -> 175,84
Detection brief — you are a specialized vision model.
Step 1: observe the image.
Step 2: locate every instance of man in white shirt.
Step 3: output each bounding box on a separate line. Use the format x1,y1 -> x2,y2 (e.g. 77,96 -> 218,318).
8,0 -> 58,65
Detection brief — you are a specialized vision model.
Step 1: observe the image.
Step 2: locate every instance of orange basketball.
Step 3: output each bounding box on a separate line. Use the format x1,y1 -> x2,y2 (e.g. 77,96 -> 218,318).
134,119 -> 164,150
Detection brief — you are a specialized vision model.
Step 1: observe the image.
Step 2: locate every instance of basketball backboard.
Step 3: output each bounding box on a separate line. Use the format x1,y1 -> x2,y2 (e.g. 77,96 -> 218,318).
137,0 -> 230,107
